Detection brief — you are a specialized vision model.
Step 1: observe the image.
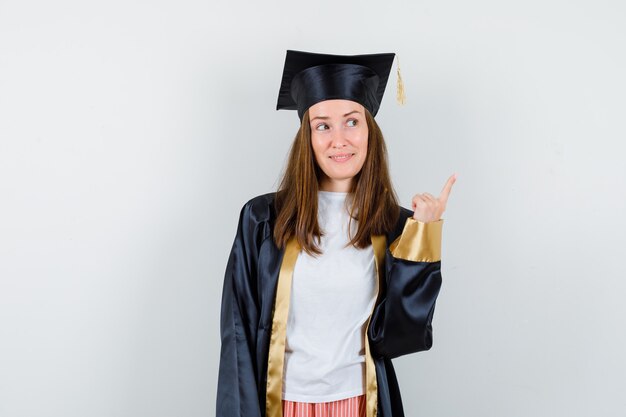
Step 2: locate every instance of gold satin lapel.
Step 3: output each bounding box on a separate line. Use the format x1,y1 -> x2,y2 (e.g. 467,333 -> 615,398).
366,234 -> 387,417
266,238 -> 300,417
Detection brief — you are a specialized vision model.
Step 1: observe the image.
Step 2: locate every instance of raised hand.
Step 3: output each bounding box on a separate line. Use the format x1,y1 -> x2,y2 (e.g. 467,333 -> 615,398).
411,173 -> 457,223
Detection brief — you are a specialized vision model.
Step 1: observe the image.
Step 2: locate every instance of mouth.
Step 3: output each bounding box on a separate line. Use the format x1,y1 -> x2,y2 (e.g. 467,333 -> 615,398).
329,153 -> 355,162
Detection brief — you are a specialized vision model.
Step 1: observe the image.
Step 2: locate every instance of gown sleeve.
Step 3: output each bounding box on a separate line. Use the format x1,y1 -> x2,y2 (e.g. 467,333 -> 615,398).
368,217 -> 444,359
216,203 -> 263,417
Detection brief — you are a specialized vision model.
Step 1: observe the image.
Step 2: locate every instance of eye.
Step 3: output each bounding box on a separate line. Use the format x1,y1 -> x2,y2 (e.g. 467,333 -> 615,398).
315,123 -> 329,131
346,119 -> 358,127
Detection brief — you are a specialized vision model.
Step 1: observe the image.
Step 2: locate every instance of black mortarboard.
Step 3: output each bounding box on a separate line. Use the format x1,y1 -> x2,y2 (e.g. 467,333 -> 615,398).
276,50 -> 398,120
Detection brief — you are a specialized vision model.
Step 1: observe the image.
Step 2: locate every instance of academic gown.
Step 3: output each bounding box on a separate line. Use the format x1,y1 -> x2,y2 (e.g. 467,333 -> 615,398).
216,192 -> 444,417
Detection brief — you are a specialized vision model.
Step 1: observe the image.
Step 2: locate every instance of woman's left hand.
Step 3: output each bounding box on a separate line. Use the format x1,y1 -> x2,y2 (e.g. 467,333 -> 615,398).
411,173 -> 457,223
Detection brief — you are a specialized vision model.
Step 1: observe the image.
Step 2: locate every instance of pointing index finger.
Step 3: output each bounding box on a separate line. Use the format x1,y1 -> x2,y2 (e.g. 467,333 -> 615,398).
439,173 -> 457,203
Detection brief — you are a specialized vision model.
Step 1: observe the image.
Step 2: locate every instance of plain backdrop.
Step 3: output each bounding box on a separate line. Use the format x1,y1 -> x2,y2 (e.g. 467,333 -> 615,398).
1,0 -> 625,416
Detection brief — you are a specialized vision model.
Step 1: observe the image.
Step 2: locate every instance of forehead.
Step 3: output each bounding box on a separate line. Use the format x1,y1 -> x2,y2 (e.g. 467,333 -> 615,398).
308,99 -> 365,117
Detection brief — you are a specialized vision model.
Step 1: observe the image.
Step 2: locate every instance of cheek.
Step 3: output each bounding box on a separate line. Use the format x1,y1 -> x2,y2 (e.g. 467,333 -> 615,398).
351,129 -> 368,155
360,134 -> 368,154
311,133 -> 332,150
311,135 -> 329,164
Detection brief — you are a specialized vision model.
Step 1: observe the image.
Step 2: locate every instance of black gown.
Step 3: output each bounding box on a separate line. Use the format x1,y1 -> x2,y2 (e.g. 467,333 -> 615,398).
216,192 -> 443,417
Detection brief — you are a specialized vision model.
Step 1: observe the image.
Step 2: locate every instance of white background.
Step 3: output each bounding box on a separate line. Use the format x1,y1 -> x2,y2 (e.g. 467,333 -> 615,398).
1,0 -> 625,416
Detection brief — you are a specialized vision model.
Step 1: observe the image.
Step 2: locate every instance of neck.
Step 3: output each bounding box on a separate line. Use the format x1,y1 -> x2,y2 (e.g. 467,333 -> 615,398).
319,177 -> 353,192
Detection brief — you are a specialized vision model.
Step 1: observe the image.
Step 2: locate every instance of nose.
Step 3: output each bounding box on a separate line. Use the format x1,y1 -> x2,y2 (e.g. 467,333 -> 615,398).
330,130 -> 347,149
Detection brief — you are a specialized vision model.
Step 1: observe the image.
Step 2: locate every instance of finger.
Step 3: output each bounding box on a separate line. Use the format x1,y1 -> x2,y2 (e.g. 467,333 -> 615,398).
413,194 -> 429,204
411,194 -> 421,210
412,194 -> 427,210
421,193 -> 438,209
439,173 -> 457,204
421,193 -> 442,217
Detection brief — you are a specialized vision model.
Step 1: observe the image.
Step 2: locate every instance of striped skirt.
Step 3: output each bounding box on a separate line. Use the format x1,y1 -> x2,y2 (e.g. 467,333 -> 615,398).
282,394 -> 366,417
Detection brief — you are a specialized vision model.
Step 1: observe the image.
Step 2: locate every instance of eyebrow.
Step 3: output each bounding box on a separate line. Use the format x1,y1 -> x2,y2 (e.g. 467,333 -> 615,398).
310,110 -> 361,123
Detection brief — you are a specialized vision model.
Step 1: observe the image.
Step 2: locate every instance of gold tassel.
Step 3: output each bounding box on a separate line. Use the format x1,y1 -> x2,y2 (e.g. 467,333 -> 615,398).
396,55 -> 406,105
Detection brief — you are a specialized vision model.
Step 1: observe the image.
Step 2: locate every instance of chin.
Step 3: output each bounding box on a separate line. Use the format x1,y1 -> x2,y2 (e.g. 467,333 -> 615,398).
327,172 -> 359,182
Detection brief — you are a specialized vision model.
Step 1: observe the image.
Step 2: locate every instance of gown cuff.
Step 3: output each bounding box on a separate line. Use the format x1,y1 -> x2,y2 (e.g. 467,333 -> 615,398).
389,218 -> 443,262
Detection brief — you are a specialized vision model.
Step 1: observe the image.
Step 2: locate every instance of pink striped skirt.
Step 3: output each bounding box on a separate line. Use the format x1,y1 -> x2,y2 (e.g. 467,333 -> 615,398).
282,394 -> 366,417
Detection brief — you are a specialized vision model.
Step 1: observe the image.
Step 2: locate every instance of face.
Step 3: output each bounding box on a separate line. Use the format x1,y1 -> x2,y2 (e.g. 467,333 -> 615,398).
308,99 -> 369,192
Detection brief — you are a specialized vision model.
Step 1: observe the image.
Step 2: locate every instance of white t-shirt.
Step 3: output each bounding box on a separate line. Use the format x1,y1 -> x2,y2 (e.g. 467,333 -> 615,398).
281,191 -> 378,403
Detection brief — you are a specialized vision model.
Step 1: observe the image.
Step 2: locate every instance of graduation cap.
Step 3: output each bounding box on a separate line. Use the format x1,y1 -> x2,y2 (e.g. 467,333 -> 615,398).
276,50 -> 404,120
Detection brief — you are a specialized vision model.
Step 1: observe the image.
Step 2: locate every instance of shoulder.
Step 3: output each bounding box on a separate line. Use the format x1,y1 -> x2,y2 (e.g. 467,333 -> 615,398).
241,192 -> 275,215
398,205 -> 413,219
238,192 -> 277,228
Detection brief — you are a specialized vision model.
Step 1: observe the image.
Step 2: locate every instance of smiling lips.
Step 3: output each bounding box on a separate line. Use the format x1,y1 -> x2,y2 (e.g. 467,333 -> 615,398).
329,153 -> 355,162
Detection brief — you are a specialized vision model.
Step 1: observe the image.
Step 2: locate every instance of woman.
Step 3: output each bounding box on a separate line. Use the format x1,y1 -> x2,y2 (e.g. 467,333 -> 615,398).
216,50 -> 456,417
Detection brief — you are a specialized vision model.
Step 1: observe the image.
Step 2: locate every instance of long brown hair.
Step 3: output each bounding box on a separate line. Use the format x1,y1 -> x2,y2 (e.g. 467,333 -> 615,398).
273,108 -> 399,255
